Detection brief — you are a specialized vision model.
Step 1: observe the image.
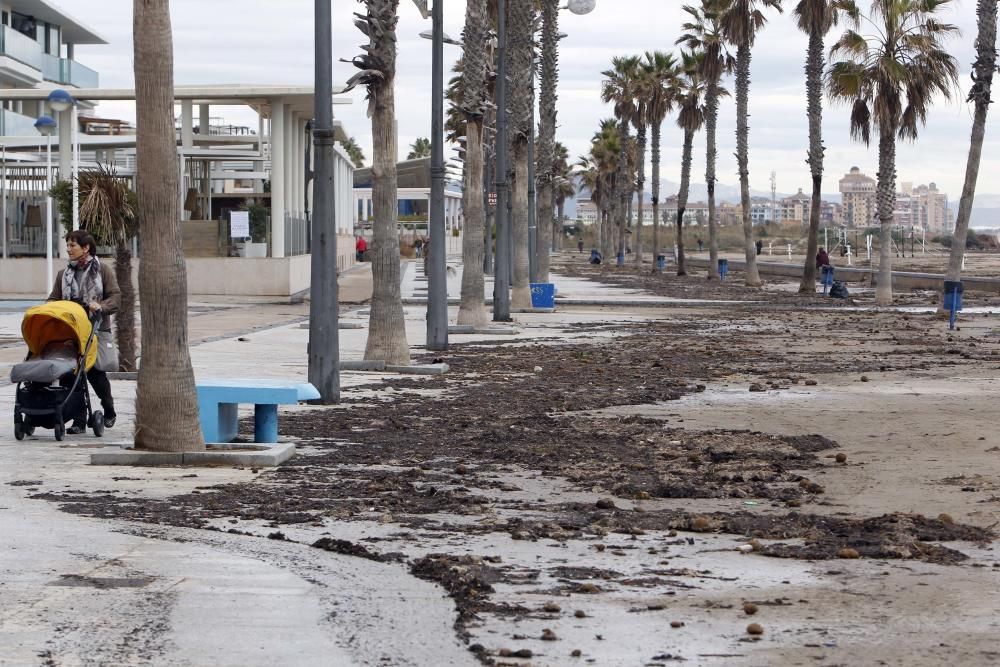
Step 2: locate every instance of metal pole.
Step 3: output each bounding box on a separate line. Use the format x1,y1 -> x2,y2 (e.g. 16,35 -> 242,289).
493,0 -> 511,320
1,144 -> 6,260
45,136 -> 52,290
427,0 -> 448,350
308,0 -> 341,403
483,144 -> 493,274
527,62 -> 537,284
72,105 -> 78,231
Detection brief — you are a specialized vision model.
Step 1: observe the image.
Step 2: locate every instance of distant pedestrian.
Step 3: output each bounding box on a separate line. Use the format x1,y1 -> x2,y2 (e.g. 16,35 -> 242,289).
816,247 -> 830,269
577,238 -> 584,253
697,237 -> 703,252
755,239 -> 763,256
414,237 -> 425,258
355,235 -> 367,262
589,248 -> 602,265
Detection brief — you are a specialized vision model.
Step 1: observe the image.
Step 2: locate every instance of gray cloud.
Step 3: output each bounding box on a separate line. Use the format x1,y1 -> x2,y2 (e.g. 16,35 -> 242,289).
60,0 -> 990,197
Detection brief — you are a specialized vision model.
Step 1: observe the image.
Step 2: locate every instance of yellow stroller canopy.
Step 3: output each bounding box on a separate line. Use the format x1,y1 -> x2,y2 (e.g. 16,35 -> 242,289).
21,301 -> 97,372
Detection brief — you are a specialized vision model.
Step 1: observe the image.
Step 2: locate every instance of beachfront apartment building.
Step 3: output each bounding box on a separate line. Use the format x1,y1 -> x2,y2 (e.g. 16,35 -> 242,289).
0,0 -> 102,135
839,166 -> 876,229
895,182 -> 951,234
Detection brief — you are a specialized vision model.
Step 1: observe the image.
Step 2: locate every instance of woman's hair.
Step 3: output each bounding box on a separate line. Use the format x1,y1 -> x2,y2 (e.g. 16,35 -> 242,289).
65,230 -> 97,256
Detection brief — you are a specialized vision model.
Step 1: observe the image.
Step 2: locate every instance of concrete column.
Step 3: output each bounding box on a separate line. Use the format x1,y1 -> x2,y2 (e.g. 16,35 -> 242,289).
199,104 -> 210,136
284,109 -> 295,223
270,101 -> 286,258
181,100 -> 193,148
66,43 -> 74,60
293,117 -> 303,218
58,108 -> 72,181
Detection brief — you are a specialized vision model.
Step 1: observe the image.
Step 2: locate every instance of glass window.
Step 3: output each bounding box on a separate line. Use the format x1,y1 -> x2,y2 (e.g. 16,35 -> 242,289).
48,24 -> 59,55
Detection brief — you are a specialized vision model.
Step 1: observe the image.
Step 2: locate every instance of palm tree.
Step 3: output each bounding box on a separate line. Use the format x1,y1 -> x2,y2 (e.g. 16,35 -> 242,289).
340,136 -> 367,168
535,0 -> 560,282
407,137 -> 432,160
795,0 -> 842,293
629,61 -> 653,268
946,0 -> 997,287
508,0 -> 534,309
77,165 -> 138,372
722,0 -> 784,288
828,0 -> 958,305
601,55 -> 642,266
457,0 -> 490,327
674,50 -> 707,276
576,121 -> 620,254
345,0 -> 410,362
679,0 -> 735,280
132,0 -> 204,452
553,141 -> 574,248
642,50 -> 680,274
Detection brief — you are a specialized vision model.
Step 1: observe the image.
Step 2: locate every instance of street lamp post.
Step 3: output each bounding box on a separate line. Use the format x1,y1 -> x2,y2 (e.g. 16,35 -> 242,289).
34,116 -> 57,292
308,0 -> 341,403
426,0 -> 448,349
47,89 -> 77,232
493,0 -> 511,321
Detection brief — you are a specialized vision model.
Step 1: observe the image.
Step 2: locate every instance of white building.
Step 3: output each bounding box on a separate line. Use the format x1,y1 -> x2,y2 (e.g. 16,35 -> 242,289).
0,84 -> 358,299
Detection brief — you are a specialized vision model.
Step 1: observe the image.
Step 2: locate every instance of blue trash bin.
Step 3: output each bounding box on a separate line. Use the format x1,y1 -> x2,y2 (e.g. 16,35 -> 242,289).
656,254 -> 666,271
530,282 -> 556,309
616,252 -> 625,266
718,258 -> 729,281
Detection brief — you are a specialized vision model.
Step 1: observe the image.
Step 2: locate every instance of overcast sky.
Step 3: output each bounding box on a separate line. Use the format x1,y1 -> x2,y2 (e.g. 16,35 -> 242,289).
59,0 -> 991,197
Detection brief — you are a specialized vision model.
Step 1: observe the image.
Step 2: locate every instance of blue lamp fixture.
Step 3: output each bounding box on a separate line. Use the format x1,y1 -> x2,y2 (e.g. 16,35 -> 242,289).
46,88 -> 75,112
33,115 -> 57,136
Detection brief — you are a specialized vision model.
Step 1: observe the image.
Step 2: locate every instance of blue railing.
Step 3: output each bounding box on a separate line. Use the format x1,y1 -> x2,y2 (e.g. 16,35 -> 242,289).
0,25 -> 43,71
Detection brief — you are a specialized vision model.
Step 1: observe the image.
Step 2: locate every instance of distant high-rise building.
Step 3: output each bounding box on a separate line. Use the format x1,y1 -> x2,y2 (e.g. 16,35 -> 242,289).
839,167 -> 876,228
892,182 -> 949,233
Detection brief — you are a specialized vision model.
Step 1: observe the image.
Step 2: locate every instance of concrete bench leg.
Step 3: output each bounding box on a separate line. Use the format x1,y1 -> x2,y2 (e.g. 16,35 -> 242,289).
217,403 -> 239,443
254,404 -> 279,444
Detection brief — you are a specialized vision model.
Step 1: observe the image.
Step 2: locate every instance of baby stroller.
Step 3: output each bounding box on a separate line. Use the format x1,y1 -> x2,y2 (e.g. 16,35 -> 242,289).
11,301 -> 104,441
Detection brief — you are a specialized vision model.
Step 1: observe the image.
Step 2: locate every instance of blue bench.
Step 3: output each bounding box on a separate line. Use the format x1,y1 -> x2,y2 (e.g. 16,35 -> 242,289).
196,379 -> 320,444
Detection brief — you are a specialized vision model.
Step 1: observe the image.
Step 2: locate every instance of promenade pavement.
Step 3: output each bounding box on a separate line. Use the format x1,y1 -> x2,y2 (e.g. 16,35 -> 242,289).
0,253 -> 654,666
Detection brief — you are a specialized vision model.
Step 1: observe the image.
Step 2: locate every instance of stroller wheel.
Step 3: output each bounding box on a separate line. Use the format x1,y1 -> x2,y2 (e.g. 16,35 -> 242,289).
54,422 -> 65,442
14,413 -> 24,441
92,411 -> 105,438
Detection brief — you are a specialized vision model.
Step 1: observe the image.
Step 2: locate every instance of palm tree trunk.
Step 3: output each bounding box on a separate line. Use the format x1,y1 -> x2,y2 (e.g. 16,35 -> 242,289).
705,83 -> 720,280
602,180 -> 615,260
875,124 -> 897,305
536,0 -> 558,283
633,125 -> 647,267
650,120 -> 661,273
458,119 -> 488,326
947,0 -> 998,284
365,5 -> 410,363
556,198 -> 565,249
511,138 -> 532,307
114,243 -> 137,372
132,0 -> 203,452
677,127 -> 695,277
735,43 -> 761,286
799,27 -> 825,293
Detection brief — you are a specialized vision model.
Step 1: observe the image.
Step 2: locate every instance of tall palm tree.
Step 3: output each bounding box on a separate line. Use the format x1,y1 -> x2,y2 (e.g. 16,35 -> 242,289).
509,0 -> 534,309
132,0 -> 203,452
629,61 -> 653,268
346,0 -> 410,362
946,0 -> 997,286
601,55 -> 642,266
642,51 -> 680,274
536,0 -> 560,282
674,50 -> 707,276
576,120 -> 620,253
340,136 -> 367,168
828,0 -> 958,305
457,0 -> 490,327
679,0 -> 734,280
553,141 -> 574,248
795,0 -> 842,293
722,0 -> 784,288
407,137 -> 432,160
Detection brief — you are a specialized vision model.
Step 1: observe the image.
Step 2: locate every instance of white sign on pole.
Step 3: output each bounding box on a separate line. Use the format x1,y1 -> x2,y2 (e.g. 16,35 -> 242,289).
230,211 -> 250,238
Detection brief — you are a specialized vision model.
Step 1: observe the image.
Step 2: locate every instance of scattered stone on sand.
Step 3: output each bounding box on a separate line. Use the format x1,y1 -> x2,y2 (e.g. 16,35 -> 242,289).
571,649 -> 582,657
838,547 -> 861,559
574,610 -> 587,618
938,513 -> 954,524
543,602 -> 561,613
743,603 -> 759,615
747,623 -> 764,635
595,498 -> 616,510
835,453 -> 848,464
861,375 -> 870,382
749,383 -> 766,392
670,621 -> 685,628
541,628 -> 558,641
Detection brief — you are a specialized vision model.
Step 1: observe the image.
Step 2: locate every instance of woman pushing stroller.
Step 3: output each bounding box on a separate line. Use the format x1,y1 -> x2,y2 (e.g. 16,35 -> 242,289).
48,230 -> 119,433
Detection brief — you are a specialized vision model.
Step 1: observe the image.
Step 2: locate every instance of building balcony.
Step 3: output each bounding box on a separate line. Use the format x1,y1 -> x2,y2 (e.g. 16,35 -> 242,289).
0,107 -> 40,136
0,25 -> 98,88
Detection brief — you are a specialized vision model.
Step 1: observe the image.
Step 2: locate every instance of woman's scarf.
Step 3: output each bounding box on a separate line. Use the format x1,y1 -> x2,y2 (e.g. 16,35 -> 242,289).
62,254 -> 104,307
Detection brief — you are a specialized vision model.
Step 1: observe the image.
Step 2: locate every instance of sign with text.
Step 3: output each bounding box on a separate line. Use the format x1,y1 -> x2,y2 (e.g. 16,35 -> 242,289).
230,211 -> 250,238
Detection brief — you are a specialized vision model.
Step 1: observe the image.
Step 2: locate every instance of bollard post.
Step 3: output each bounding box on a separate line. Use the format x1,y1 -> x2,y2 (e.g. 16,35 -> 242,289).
768,241 -> 772,255
787,243 -> 792,260
846,244 -> 852,266
943,280 -> 963,331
